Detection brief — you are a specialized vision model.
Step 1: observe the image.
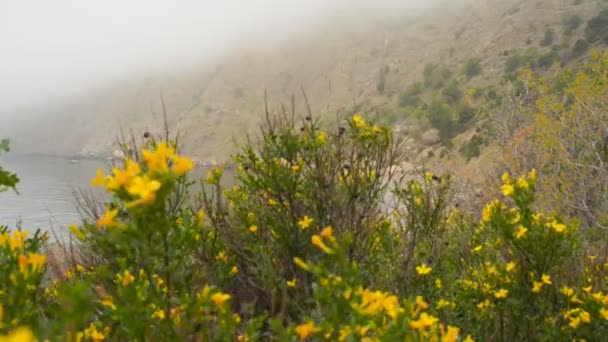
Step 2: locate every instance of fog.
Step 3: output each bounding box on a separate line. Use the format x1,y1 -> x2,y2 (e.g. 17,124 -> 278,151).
0,0 -> 436,118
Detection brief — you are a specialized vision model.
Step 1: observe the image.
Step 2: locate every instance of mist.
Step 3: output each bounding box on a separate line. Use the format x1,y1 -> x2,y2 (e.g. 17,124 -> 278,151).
0,0 -> 436,119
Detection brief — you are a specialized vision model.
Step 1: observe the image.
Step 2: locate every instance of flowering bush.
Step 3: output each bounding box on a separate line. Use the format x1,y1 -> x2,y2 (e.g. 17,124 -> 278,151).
2,106 -> 608,340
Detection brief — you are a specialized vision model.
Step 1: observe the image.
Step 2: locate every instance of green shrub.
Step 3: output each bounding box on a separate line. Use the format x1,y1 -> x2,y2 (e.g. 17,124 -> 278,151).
505,53 -> 524,73
399,82 -> 424,107
424,64 -> 453,89
585,9 -> 608,44
563,15 -> 583,34
0,140 -> 19,192
572,38 -> 590,57
538,51 -> 559,69
441,80 -> 463,104
540,28 -> 556,46
463,58 -> 482,80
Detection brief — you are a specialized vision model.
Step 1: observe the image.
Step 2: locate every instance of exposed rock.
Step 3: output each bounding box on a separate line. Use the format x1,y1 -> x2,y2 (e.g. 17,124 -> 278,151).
421,129 -> 441,146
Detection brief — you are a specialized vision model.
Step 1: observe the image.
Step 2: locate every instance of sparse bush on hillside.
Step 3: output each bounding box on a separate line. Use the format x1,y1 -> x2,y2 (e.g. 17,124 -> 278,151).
563,15 -> 583,34
441,80 -> 463,104
540,28 -> 556,47
572,38 -> 590,57
585,9 -> 608,44
463,58 -> 482,80
505,53 -> 524,73
537,51 -> 559,69
424,63 -> 453,89
399,82 -> 424,107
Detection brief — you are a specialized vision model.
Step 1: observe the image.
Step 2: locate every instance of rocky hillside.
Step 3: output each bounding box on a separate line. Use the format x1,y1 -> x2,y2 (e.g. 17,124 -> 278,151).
6,0 -> 607,162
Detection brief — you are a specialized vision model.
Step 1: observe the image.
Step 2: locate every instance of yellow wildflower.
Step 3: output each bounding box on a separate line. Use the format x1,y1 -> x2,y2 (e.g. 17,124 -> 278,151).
106,159 -> 141,190
501,184 -> 514,197
101,297 -> 116,310
600,307 -> 608,320
409,313 -> 438,330
230,266 -> 238,275
297,216 -> 313,230
472,245 -> 483,253
126,176 -> 162,207
320,226 -> 336,244
505,262 -> 516,272
91,169 -> 106,187
197,209 -> 205,224
464,335 -> 475,342
532,281 -> 543,293
561,287 -> 575,297
528,168 -> 537,182
317,132 -> 327,144
372,125 -> 382,134
171,155 -> 194,176
287,278 -> 297,288
293,257 -> 311,272
514,226 -> 528,239
249,225 -> 258,233
152,309 -> 166,320
211,292 -> 231,308
142,142 -> 174,173
442,325 -> 460,342
117,270 -> 135,287
415,296 -> 429,310
516,177 -> 529,189
494,288 -> 509,299
0,327 -> 36,342
311,235 -> 334,254
69,224 -> 86,241
352,114 -> 367,129
541,274 -> 552,285
416,264 -> 432,276
437,299 -> 452,309
548,221 -> 567,233
295,321 -> 316,339
96,209 -> 122,229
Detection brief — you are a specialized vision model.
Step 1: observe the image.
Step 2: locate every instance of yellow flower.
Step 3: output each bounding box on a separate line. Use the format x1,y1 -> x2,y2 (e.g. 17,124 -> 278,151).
561,286 -> 575,297
297,216 -> 313,230
580,310 -> 591,323
416,264 -> 432,276
211,292 -> 231,308
476,300 -> 491,311
249,225 -> 258,233
501,184 -> 514,197
101,297 -> 116,310
117,270 -> 135,287
126,176 -> 162,207
230,266 -> 238,275
532,281 -> 543,293
409,313 -> 438,330
372,125 -> 382,134
464,335 -> 475,342
197,210 -> 206,224
514,226 -> 528,239
435,278 -> 443,289
320,226 -> 336,243
547,221 -> 567,233
90,169 -> 106,187
317,132 -> 327,144
84,323 -> 106,342
494,288 -> 509,299
268,198 -> 277,206
415,296 -> 429,310
293,257 -> 311,272
171,155 -> 194,176
143,142 -> 174,173
311,235 -> 334,254
69,224 -> 86,241
0,327 -> 36,342
600,307 -> 608,320
442,325 -> 460,342
516,177 -> 529,189
291,164 -> 300,172
148,308 -> 164,320
352,114 -> 367,129
541,274 -> 552,285
472,245 -> 483,253
96,209 -> 123,229
295,321 -> 316,339
505,262 -> 516,272
287,278 -> 297,287
106,160 -> 141,191
437,299 -> 451,309
528,168 -> 537,182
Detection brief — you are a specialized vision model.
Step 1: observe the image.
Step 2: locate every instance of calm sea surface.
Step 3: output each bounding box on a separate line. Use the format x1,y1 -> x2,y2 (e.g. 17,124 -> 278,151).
0,155 -> 231,233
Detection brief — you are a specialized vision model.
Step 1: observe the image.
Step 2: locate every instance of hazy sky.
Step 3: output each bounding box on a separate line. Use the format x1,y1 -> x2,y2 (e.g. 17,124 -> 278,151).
0,0 -> 433,113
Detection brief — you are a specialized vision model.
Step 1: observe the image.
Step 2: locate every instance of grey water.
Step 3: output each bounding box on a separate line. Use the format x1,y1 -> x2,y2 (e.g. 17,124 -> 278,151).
0,155 -> 107,231
0,155 -> 235,233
